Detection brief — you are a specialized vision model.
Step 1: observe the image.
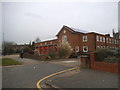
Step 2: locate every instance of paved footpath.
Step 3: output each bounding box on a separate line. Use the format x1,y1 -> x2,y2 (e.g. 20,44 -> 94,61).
44,68 -> 119,88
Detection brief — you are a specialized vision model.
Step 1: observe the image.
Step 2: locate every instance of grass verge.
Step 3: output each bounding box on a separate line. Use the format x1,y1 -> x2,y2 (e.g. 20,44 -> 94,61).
1,58 -> 21,66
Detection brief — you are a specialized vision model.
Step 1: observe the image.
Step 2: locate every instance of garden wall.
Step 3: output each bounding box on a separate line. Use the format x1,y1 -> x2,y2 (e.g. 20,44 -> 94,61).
90,52 -> 120,73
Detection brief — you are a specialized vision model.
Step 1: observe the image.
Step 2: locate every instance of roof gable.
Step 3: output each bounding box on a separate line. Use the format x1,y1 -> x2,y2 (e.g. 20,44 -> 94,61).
56,25 -> 89,36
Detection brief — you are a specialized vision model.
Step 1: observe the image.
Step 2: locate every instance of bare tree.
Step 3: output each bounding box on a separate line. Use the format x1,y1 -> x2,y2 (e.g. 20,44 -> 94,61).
35,37 -> 41,43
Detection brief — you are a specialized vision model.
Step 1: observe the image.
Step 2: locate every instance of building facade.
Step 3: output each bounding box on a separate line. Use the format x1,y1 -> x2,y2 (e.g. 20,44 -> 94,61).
35,25 -> 120,56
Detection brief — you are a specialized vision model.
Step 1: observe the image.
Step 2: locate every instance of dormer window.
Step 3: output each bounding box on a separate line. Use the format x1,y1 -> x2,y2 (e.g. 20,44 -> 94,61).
83,36 -> 87,42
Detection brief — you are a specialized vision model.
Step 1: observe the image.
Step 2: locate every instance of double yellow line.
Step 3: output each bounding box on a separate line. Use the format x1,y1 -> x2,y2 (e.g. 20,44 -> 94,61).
36,67 -> 79,89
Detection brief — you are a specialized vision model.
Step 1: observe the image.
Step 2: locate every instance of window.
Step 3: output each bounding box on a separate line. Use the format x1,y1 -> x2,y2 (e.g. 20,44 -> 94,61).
63,30 -> 66,34
75,46 -> 79,52
100,37 -> 102,42
83,36 -> 87,42
103,37 -> 105,42
97,46 -> 100,48
106,38 -> 108,43
96,36 -> 99,42
83,46 -> 88,52
115,40 -> 116,44
109,38 -> 111,43
62,35 -> 67,43
112,39 -> 114,44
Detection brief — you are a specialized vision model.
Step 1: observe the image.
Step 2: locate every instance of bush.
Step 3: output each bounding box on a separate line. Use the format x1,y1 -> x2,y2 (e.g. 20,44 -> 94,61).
58,42 -> 72,59
46,51 -> 58,60
104,57 -> 120,63
95,48 -> 113,61
23,46 -> 34,54
95,48 -> 120,63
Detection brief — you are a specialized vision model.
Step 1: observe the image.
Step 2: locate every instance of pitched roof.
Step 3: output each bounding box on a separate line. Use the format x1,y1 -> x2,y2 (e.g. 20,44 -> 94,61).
69,27 -> 89,33
56,25 -> 89,36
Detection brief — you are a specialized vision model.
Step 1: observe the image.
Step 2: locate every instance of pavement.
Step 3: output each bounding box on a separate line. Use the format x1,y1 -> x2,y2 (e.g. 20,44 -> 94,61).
42,68 -> 119,89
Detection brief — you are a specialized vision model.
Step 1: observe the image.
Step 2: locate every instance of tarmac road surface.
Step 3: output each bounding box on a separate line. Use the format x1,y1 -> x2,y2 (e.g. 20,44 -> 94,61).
2,59 -> 70,88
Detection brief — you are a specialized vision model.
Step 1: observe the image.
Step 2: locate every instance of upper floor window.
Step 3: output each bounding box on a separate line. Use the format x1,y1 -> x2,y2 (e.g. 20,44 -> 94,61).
109,38 -> 111,43
63,30 -> 66,34
83,46 -> 88,52
96,36 -> 99,42
62,35 -> 67,43
83,35 -> 87,42
103,37 -> 105,42
106,38 -> 108,43
100,37 -> 102,42
112,39 -> 114,44
115,40 -> 116,44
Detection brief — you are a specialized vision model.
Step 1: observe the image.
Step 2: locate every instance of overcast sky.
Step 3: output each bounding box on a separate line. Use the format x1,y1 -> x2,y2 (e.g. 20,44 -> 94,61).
2,1 -> 119,44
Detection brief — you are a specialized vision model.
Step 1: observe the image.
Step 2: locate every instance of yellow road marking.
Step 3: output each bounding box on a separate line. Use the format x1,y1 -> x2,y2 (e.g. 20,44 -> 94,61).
36,67 -> 79,89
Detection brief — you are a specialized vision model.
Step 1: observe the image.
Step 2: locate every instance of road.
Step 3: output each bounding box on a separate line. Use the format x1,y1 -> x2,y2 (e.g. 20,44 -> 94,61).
2,57 -> 70,88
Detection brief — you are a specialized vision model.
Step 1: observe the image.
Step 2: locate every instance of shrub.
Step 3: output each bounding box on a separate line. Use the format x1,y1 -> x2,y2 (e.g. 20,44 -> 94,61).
104,57 -> 120,63
58,42 -> 72,59
23,46 -> 34,54
95,48 -> 120,63
95,48 -> 113,61
46,51 -> 58,60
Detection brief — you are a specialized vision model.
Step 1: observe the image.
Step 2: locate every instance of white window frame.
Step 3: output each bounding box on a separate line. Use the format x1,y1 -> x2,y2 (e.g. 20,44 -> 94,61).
83,35 -> 88,42
115,40 -> 116,44
83,46 -> 88,52
64,30 -> 66,34
103,37 -> 105,42
62,35 -> 67,43
97,46 -> 100,48
96,36 -> 99,42
109,38 -> 111,43
100,37 -> 102,42
106,38 -> 108,43
75,46 -> 79,52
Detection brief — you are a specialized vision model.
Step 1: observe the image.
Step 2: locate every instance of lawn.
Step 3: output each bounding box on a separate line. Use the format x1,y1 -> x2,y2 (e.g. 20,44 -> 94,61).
1,58 -> 22,66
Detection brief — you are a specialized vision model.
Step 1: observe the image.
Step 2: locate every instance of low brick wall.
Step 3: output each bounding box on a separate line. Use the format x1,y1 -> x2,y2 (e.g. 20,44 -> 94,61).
90,52 -> 120,73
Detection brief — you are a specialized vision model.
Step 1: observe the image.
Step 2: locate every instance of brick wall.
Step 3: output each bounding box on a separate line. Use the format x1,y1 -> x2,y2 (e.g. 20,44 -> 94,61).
90,52 -> 120,73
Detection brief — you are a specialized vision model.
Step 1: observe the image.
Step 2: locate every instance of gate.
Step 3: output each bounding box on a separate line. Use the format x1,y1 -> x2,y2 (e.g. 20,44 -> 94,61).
80,54 -> 90,68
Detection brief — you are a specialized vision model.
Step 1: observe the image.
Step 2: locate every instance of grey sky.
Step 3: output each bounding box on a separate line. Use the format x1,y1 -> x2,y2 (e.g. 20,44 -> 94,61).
2,1 -> 118,44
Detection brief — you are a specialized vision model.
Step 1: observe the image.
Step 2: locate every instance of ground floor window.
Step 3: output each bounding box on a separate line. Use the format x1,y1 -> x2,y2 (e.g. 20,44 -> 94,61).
75,46 -> 79,52
83,46 -> 88,52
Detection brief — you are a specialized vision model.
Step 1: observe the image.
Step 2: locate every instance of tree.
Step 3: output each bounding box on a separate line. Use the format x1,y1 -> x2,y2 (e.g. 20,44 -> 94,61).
58,42 -> 72,58
31,41 -> 35,50
35,37 -> 41,43
2,41 -> 16,55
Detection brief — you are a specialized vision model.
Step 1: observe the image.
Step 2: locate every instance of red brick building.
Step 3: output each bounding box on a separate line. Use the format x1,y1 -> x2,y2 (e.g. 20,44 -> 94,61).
35,25 -> 120,56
